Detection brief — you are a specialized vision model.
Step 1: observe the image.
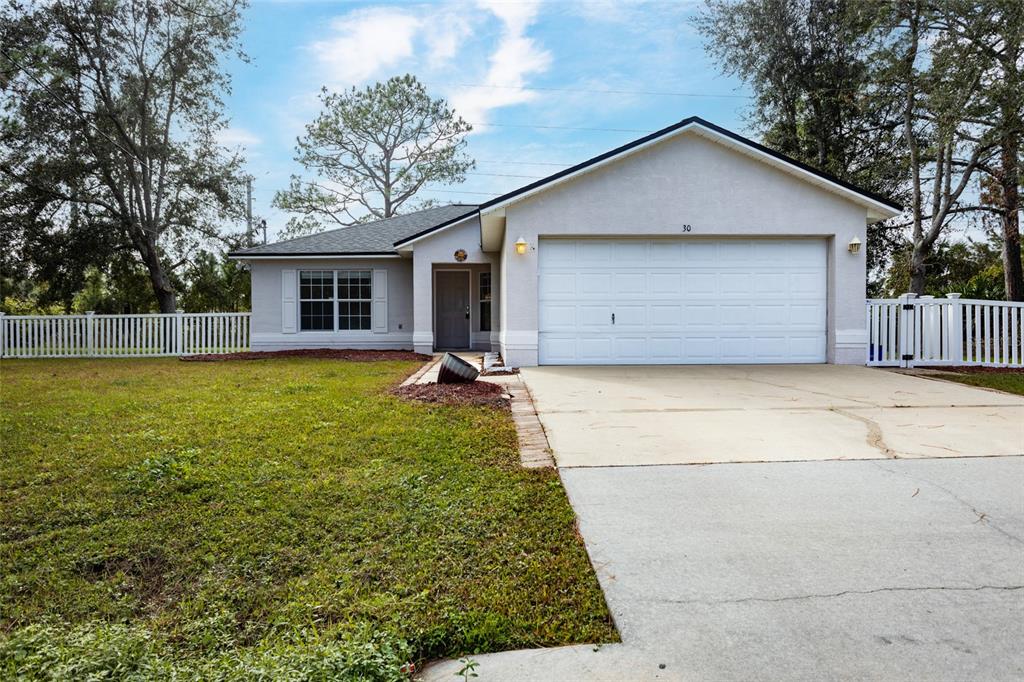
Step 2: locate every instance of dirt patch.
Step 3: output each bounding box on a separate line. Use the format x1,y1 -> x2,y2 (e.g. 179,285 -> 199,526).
393,381 -> 509,408
181,348 -> 431,363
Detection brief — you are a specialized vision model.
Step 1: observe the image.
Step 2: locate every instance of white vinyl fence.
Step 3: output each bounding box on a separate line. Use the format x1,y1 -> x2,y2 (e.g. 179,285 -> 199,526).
867,294 -> 1023,368
0,311 -> 250,358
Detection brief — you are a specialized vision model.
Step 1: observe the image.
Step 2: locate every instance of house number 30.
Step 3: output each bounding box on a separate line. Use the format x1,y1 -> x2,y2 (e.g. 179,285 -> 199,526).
680,225 -> 693,232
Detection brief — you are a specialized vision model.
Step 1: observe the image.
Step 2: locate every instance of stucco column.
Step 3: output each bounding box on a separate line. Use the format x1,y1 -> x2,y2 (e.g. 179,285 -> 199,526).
412,253 -> 433,355
489,257 -> 501,350
832,230 -> 868,364
499,229 -> 540,367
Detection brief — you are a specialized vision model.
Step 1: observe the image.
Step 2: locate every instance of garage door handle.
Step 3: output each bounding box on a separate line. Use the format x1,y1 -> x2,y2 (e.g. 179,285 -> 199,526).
611,313 -> 615,325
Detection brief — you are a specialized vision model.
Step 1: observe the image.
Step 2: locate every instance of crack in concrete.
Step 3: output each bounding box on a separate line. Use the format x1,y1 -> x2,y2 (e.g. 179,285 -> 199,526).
830,407 -> 902,458
646,584 -> 1024,607
870,461 -> 1024,546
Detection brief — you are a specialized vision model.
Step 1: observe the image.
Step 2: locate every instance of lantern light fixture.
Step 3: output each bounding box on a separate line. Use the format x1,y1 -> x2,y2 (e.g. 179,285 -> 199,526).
515,236 -> 528,255
848,236 -> 862,254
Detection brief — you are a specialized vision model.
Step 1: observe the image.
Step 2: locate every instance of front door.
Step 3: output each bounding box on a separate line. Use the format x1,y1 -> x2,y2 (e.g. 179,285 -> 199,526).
435,270 -> 471,350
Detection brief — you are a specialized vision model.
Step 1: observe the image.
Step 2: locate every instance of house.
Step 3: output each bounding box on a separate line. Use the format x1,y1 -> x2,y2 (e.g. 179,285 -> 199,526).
229,117 -> 901,367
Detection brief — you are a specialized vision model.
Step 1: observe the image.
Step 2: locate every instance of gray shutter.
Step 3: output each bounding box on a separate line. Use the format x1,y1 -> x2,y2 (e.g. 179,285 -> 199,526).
282,269 -> 297,333
372,269 -> 388,333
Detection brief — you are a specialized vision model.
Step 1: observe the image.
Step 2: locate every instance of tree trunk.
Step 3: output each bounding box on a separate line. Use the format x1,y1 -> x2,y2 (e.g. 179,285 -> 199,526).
909,245 -> 928,295
1001,131 -> 1023,301
137,235 -> 178,313
999,17 -> 1023,302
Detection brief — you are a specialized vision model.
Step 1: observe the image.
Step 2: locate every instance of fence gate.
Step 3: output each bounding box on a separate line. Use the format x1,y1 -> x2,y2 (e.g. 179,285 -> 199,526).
867,294 -> 1023,369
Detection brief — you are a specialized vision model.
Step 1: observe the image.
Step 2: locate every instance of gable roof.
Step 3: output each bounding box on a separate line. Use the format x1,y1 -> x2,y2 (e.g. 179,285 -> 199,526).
393,116 -> 903,246
228,204 -> 478,257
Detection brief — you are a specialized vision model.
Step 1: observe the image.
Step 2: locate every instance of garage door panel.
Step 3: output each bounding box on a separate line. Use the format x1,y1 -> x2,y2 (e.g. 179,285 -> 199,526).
538,238 -> 826,365
539,272 -> 575,296
578,305 -> 612,328
614,273 -> 646,295
650,305 -> 683,326
649,272 -> 682,294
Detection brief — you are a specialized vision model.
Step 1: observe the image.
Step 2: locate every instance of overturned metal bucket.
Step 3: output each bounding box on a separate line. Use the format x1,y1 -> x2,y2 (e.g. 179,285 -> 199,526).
437,352 -> 480,384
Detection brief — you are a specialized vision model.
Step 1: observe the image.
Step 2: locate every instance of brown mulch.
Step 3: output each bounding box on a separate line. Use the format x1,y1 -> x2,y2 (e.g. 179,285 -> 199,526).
393,381 -> 509,408
181,348 -> 431,363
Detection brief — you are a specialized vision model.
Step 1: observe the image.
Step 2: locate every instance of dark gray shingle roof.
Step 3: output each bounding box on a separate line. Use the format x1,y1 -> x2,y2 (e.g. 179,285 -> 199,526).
229,204 -> 478,256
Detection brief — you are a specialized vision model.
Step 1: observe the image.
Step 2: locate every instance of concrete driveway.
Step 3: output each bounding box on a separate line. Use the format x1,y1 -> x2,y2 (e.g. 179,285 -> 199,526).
425,456 -> 1024,681
520,365 -> 1024,466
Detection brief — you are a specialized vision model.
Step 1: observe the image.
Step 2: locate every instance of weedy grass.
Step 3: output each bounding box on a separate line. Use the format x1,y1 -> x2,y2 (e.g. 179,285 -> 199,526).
0,358 -> 616,679
932,369 -> 1024,396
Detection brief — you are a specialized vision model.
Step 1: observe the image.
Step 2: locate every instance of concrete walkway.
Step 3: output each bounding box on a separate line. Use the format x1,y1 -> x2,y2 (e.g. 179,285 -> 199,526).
520,365 -> 1024,467
422,456 -> 1024,681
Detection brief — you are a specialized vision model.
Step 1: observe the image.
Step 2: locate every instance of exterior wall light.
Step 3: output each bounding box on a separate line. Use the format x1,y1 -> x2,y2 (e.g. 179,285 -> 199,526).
848,236 -> 862,254
515,237 -> 528,255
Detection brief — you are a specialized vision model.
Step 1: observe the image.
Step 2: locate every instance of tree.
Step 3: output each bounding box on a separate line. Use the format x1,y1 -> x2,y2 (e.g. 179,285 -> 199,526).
178,250 -> 249,312
875,0 -> 999,295
273,75 -> 474,238
934,0 -> 1024,301
0,0 -> 248,313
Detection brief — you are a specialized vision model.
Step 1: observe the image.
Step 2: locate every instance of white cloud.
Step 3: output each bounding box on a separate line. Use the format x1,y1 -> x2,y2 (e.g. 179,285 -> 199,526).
309,7 -> 422,85
450,0 -> 552,129
425,12 -> 473,68
217,126 -> 262,148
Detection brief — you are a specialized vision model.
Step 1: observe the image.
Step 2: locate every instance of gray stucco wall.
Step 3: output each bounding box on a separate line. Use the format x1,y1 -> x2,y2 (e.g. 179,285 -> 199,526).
407,217 -> 499,355
498,131 -> 870,367
249,257 -> 414,350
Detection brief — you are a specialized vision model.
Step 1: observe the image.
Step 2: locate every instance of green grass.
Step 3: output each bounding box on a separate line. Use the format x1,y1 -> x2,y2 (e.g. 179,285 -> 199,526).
0,358 -> 615,679
932,369 -> 1024,396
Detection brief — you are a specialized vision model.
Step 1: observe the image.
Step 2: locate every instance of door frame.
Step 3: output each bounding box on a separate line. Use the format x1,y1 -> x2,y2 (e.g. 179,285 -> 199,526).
432,268 -> 472,350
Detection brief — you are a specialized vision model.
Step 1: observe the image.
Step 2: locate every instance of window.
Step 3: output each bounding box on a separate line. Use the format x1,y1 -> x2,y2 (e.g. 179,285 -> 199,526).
479,272 -> 492,332
338,270 -> 372,331
299,271 -> 334,331
298,270 -> 372,331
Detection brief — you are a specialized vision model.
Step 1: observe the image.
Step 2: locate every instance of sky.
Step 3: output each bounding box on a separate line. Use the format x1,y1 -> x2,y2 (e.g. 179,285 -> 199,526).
219,0 -> 753,242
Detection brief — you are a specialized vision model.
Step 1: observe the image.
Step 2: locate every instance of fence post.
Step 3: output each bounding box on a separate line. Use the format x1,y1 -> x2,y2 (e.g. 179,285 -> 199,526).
898,293 -> 917,368
946,293 -> 963,364
86,311 -> 95,357
175,309 -> 184,355
0,312 -> 5,358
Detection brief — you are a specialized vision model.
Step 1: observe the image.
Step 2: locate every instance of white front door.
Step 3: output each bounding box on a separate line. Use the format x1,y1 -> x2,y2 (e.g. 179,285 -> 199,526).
538,238 -> 827,365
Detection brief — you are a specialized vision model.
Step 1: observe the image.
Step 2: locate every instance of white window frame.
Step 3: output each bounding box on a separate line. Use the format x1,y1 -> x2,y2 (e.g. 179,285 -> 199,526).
297,270 -> 373,333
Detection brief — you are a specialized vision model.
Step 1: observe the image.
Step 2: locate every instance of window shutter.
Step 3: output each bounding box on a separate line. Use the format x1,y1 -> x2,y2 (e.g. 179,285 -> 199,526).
372,269 -> 388,334
282,269 -> 297,333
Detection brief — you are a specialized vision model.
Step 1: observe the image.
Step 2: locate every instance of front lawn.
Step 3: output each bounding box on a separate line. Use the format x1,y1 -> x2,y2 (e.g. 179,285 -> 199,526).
0,358 -> 615,679
928,368 -> 1024,396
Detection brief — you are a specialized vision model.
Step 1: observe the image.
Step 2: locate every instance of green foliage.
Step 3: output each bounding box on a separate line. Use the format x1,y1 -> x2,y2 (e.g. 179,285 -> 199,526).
0,622 -> 413,681
274,75 -> 474,236
0,359 -> 616,677
70,261 -> 160,314
878,235 -> 1018,299
1,0 -> 250,311
178,251 -> 250,312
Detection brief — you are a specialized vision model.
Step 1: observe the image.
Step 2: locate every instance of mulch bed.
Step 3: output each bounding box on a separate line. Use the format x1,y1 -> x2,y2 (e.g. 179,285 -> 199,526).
393,381 -> 509,408
181,348 -> 431,363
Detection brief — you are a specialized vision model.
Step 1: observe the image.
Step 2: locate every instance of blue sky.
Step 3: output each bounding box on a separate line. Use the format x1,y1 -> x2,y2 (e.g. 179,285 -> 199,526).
221,0 -> 753,241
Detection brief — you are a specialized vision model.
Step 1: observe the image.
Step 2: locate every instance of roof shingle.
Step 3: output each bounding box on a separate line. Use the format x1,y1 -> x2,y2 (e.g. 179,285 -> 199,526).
229,204 -> 478,257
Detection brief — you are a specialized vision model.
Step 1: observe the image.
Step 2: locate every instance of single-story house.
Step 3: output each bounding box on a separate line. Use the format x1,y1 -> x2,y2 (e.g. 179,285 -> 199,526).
229,117 -> 901,367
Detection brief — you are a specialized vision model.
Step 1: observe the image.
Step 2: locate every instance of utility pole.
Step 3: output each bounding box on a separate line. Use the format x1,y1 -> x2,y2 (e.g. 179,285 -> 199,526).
245,176 -> 253,246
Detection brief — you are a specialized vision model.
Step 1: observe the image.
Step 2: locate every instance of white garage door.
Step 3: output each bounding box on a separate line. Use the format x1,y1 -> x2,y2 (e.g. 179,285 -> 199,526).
538,238 -> 827,365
